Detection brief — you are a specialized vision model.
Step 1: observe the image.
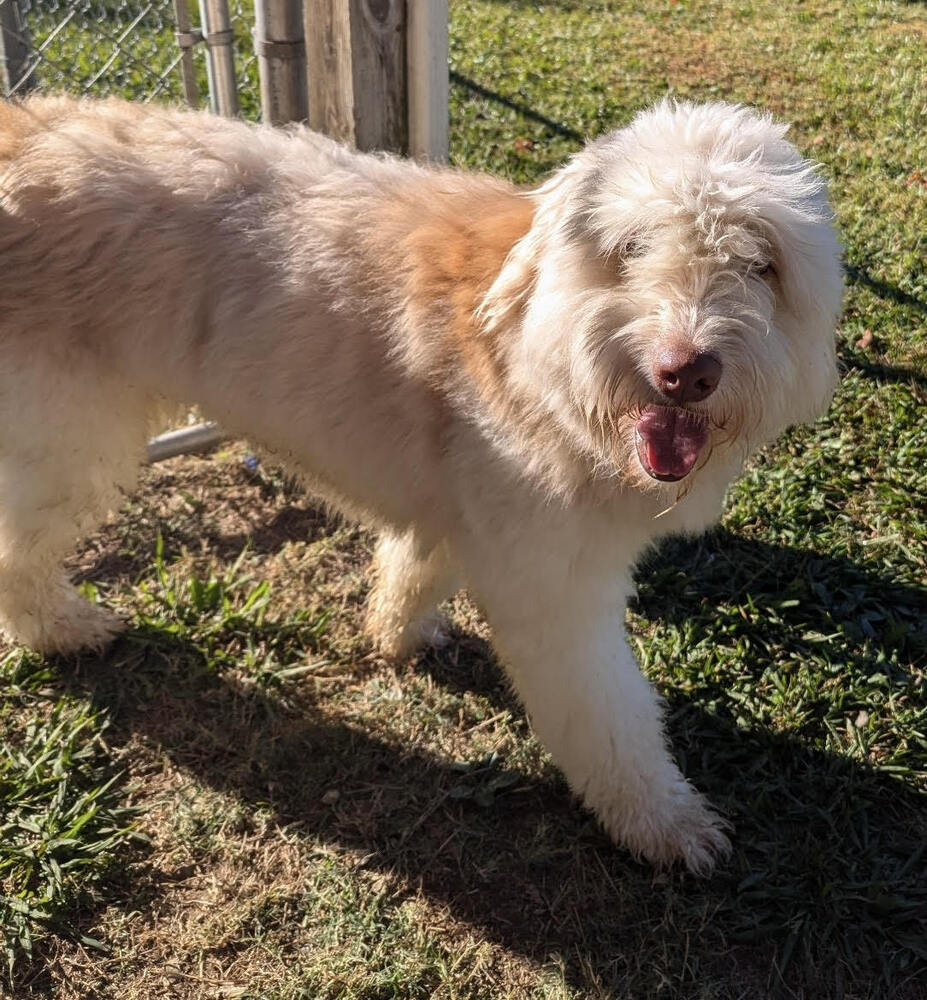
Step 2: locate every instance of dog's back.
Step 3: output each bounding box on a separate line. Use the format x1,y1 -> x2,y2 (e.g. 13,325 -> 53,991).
0,97 -> 505,655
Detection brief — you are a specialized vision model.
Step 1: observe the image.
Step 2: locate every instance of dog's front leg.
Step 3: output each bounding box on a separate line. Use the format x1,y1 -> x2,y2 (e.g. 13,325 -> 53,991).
457,511 -> 731,874
366,528 -> 460,658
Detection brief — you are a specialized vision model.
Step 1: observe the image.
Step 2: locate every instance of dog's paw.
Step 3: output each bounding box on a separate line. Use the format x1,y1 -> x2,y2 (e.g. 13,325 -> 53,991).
4,596 -> 126,656
373,611 -> 451,660
646,797 -> 733,877
409,613 -> 452,653
596,780 -> 732,876
51,602 -> 125,655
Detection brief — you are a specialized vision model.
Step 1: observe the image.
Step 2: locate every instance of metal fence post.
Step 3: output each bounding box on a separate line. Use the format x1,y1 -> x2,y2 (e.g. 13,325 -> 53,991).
407,0 -> 448,162
172,0 -> 202,107
255,0 -> 307,125
199,0 -> 238,116
0,0 -> 34,95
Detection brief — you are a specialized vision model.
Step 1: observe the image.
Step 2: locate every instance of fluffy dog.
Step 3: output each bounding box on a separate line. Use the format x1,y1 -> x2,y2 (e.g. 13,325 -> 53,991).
0,96 -> 842,872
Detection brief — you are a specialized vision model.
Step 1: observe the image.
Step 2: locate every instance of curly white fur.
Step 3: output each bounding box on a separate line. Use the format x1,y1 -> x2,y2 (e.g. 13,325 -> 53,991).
0,96 -> 842,872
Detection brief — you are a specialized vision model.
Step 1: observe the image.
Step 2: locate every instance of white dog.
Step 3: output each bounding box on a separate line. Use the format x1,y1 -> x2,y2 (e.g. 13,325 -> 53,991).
0,96 -> 842,872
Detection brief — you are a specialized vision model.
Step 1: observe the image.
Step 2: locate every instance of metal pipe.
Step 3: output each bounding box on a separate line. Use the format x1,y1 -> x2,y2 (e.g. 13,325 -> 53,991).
0,0 -> 35,95
172,0 -> 201,107
254,0 -> 307,125
407,0 -> 448,162
198,0 -> 238,117
146,422 -> 226,463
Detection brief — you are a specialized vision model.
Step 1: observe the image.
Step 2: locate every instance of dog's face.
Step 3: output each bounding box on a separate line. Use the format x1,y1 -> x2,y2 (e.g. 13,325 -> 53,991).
485,101 -> 843,494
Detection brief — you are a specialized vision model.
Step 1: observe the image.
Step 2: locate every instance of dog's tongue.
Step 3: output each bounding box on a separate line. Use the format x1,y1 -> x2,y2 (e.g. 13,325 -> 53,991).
635,405 -> 708,482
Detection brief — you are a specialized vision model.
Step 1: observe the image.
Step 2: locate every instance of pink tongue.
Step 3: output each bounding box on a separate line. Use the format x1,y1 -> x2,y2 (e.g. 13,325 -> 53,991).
635,405 -> 708,482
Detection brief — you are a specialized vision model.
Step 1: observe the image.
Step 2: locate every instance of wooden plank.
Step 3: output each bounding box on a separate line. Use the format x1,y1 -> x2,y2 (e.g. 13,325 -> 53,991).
349,0 -> 406,152
305,0 -> 355,143
407,0 -> 448,161
304,0 -> 407,153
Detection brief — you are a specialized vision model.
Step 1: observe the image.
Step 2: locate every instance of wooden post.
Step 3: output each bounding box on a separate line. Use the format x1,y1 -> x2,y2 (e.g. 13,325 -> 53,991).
407,0 -> 448,161
304,0 -> 407,153
255,0 -> 308,125
0,0 -> 33,95
199,0 -> 239,117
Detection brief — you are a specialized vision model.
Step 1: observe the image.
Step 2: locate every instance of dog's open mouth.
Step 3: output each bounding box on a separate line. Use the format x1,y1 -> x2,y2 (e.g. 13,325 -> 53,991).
634,405 -> 708,482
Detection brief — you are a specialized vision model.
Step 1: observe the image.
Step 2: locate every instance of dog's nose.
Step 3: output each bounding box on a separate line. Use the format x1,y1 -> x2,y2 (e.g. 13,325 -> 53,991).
653,346 -> 722,403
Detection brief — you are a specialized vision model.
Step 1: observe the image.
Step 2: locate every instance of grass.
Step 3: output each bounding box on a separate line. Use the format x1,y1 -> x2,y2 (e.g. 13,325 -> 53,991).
0,662 -> 142,975
2,0 -> 926,997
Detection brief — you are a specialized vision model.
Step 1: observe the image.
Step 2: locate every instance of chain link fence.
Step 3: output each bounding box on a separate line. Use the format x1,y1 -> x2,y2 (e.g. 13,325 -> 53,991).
0,0 -> 259,115
0,0 -> 262,459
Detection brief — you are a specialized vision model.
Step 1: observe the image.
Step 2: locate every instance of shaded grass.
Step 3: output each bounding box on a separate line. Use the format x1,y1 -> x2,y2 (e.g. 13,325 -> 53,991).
0,655 -> 142,977
1,0 -> 926,998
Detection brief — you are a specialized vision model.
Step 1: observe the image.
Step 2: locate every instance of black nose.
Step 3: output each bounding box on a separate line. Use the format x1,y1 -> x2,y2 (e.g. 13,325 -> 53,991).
653,345 -> 723,403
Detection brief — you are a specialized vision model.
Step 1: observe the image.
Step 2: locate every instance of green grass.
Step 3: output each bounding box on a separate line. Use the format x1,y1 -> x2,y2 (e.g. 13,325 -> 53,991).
2,1 -> 927,998
0,657 -> 142,976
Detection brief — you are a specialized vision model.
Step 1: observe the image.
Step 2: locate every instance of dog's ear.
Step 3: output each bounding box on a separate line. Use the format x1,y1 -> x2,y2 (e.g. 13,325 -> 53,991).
478,155 -> 592,335
476,214 -> 540,334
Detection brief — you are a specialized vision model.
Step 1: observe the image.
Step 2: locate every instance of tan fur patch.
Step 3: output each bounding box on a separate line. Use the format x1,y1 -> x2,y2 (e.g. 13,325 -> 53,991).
0,101 -> 34,168
401,182 -> 535,403
0,96 -> 78,168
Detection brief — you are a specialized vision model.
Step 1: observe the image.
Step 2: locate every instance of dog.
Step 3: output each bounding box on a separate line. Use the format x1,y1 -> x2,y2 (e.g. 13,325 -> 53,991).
0,95 -> 842,872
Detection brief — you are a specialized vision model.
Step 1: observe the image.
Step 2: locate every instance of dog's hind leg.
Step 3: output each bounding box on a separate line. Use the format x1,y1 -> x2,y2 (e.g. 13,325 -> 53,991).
455,501 -> 731,874
0,358 -> 150,654
365,528 -> 460,658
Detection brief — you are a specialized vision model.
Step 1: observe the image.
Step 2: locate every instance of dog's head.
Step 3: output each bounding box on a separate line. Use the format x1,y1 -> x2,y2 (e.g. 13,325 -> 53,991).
482,101 -> 843,494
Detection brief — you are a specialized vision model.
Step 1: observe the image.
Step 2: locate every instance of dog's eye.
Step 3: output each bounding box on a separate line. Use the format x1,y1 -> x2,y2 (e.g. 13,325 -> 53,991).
606,238 -> 647,275
601,237 -> 648,277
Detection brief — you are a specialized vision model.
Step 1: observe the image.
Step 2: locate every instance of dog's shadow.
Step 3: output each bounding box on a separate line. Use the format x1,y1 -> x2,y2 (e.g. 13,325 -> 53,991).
51,513 -> 927,998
